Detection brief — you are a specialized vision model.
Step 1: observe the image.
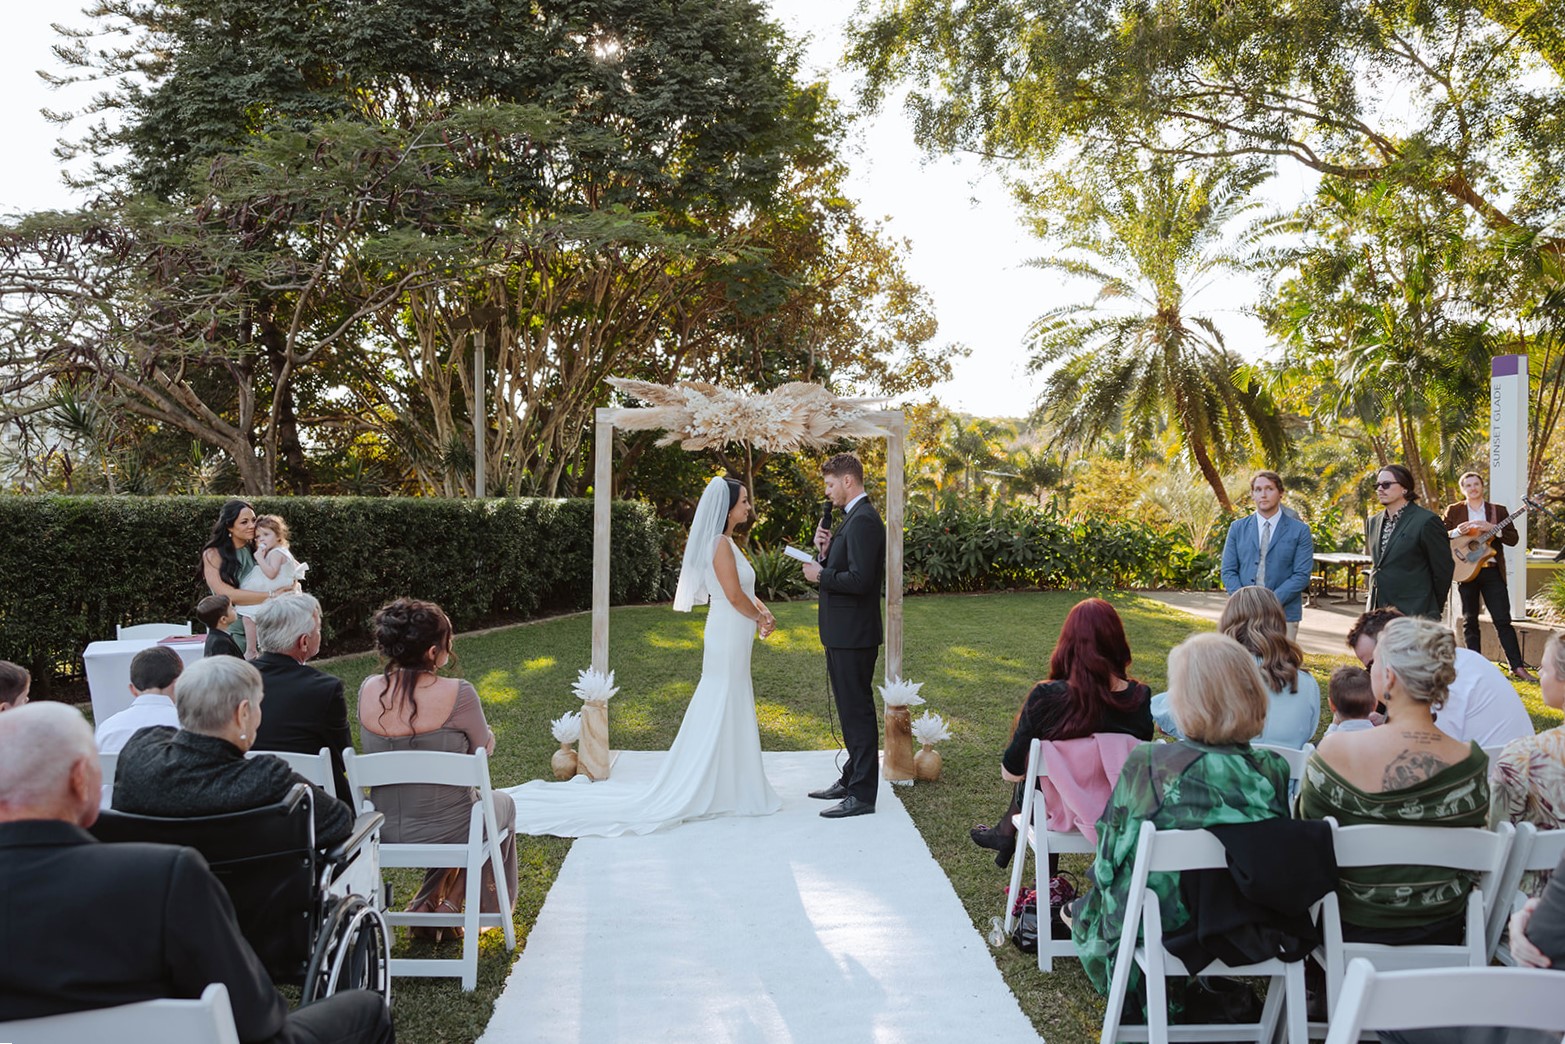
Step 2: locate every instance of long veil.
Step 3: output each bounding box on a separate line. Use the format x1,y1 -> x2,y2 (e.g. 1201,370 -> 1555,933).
672,476 -> 731,612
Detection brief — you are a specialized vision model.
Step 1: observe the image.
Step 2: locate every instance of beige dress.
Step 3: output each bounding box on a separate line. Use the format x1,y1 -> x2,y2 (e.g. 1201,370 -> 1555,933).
359,679 -> 518,913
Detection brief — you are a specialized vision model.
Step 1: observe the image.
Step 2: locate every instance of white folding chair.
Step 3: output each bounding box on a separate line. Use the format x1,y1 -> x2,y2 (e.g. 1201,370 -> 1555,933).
1488,823 -> 1565,964
115,622 -> 193,640
1324,957 -> 1565,1044
1314,820 -> 1515,1022
99,750 -> 118,808
1254,741 -> 1314,798
1100,821 -> 1308,1044
0,981 -> 240,1044
247,746 -> 334,793
342,747 -> 516,990
1004,737 -> 1099,972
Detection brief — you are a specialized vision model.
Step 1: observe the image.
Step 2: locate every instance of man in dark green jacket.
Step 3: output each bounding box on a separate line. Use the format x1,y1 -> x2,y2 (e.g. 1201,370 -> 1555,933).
1365,463 -> 1455,619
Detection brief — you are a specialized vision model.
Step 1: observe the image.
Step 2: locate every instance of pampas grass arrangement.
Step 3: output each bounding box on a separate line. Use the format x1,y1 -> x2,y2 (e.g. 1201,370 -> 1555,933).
911,711 -> 951,781
605,378 -> 887,451
878,676 -> 925,783
550,711 -> 583,780
573,668 -> 618,780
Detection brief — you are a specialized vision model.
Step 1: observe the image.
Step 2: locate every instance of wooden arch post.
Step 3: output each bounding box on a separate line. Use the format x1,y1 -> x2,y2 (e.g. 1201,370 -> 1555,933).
586,396 -> 906,780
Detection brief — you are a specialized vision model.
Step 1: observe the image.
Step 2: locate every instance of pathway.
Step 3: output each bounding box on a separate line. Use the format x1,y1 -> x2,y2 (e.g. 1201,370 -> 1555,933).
1140,590 -> 1362,659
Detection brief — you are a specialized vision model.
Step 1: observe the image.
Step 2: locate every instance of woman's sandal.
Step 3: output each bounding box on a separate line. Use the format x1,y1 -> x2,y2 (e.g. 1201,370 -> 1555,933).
408,898 -> 464,944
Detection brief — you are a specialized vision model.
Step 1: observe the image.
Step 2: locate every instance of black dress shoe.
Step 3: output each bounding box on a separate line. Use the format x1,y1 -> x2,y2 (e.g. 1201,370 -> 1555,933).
808,782 -> 850,800
820,796 -> 875,819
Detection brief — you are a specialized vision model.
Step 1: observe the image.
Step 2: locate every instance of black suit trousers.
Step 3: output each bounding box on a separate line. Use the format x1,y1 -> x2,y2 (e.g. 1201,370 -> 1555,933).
276,990 -> 394,1044
826,646 -> 879,806
1458,564 -> 1526,670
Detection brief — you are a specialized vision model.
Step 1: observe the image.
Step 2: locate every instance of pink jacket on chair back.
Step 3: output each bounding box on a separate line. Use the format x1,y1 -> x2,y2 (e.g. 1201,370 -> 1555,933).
1035,733 -> 1143,844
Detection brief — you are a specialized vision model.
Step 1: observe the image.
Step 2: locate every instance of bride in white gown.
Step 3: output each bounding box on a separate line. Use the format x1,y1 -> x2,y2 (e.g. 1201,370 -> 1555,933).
507,476 -> 783,837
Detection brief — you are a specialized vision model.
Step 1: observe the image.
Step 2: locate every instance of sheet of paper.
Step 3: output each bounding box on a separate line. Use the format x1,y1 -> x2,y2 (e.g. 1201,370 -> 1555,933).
783,545 -> 815,564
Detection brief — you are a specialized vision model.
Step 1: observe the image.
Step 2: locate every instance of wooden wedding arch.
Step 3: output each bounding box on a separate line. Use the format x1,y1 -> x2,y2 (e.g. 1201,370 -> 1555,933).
585,379 -> 907,775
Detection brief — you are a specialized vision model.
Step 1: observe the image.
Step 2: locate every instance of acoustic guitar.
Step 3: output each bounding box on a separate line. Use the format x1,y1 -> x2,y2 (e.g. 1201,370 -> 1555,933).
1448,499 -> 1533,583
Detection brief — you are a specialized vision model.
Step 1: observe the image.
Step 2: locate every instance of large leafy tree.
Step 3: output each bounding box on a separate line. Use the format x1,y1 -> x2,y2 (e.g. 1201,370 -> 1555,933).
1027,158 -> 1287,511
848,0 -> 1565,251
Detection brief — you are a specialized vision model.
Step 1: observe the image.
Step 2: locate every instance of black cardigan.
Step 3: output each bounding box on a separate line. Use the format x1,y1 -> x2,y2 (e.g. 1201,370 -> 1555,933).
114,727 -> 352,846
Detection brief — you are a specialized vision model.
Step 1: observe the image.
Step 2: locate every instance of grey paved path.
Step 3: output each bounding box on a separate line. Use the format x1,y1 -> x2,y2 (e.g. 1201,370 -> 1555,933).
1139,590 -> 1364,660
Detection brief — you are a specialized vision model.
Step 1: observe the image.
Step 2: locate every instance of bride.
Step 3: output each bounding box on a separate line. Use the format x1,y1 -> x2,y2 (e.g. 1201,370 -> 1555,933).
507,476 -> 783,836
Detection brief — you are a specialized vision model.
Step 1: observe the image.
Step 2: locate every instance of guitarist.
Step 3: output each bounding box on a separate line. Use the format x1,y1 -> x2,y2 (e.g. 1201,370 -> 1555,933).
1443,471 -> 1534,682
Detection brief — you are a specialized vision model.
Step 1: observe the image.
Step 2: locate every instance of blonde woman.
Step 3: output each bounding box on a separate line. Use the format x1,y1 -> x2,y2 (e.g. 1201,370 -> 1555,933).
1298,616 -> 1488,944
1070,632 -> 1290,1004
1152,586 -> 1321,748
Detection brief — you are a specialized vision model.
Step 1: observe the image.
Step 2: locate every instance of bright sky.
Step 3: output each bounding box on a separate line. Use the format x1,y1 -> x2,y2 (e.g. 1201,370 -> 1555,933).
0,3 -> 1301,420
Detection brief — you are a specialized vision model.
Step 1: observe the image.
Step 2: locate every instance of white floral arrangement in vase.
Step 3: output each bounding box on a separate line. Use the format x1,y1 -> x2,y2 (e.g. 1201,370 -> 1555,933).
573,668 -> 618,780
878,676 -> 924,783
549,711 -> 582,780
911,711 -> 952,782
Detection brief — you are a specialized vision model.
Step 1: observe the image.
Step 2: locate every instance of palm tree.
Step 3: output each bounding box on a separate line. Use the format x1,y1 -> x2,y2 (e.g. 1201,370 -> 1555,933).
1026,158 -> 1288,512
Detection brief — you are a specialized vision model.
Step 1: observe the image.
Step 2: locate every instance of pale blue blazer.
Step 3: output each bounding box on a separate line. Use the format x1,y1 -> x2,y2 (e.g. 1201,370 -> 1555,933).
1220,511 -> 1315,622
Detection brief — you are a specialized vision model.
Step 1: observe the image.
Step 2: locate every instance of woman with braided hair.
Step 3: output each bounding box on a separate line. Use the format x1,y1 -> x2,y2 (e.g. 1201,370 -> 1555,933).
358,597 -> 517,942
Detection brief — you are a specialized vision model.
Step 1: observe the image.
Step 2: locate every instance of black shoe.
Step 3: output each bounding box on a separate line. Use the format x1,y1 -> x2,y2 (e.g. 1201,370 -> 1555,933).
808,782 -> 850,801
820,796 -> 875,818
969,825 -> 1018,869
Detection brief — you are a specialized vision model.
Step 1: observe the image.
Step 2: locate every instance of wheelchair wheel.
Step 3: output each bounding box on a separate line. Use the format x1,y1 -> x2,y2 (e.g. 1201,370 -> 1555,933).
302,894 -> 391,1006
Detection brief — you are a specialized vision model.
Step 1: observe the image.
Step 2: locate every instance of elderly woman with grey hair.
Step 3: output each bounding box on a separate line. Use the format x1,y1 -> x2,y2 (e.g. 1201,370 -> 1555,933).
114,656 -> 353,846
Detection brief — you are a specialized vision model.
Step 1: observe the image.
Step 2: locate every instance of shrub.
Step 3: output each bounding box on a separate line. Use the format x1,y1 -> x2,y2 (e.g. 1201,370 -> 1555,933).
749,543 -> 809,601
0,495 -> 664,695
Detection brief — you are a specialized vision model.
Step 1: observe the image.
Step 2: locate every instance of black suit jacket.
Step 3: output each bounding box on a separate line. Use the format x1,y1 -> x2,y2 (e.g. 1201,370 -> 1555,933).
250,652 -> 354,804
1365,501 -> 1455,619
816,497 -> 886,650
204,628 -> 245,659
0,819 -> 287,1034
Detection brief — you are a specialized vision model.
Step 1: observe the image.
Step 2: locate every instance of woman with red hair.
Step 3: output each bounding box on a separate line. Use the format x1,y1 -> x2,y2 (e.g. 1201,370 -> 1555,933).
970,598 -> 1154,867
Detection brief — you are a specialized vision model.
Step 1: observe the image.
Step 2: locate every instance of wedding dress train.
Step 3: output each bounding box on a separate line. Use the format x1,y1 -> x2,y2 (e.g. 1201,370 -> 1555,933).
506,536 -> 781,837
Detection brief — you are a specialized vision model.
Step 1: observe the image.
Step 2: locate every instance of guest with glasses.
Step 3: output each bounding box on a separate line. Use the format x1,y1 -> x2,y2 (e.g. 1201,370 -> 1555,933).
1364,464 -> 1454,620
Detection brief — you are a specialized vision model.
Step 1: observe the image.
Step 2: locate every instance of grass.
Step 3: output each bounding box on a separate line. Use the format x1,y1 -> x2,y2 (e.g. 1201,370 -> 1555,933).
315,591 -> 1563,1044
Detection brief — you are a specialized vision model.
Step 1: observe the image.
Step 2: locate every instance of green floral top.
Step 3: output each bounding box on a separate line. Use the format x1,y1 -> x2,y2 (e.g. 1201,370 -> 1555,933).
1296,742 -> 1487,929
1071,740 -> 1291,1005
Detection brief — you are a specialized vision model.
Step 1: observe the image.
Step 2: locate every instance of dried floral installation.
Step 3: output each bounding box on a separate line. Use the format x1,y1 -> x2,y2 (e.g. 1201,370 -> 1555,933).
604,378 -> 887,451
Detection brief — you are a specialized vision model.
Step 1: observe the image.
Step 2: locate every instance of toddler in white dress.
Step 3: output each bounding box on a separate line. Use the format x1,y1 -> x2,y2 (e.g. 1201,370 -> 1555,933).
237,513 -> 308,656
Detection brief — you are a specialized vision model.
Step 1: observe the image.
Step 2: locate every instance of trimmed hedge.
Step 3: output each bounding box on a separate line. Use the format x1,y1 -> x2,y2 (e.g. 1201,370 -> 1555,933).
903,500 -> 1216,593
0,496 -> 666,695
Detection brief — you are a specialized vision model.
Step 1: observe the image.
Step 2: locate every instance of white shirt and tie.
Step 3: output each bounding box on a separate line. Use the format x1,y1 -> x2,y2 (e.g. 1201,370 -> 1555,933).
1255,513 -> 1275,587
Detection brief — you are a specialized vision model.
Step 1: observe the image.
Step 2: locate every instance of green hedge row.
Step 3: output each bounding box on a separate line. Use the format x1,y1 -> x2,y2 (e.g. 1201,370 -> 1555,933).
0,496 -> 667,695
903,500 -> 1216,593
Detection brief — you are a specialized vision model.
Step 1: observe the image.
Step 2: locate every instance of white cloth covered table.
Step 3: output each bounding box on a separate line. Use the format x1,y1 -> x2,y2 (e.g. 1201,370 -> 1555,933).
83,638 -> 205,724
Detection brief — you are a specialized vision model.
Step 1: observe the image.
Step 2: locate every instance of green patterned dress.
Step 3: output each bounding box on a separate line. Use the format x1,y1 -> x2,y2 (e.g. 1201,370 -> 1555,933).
1071,740 -> 1291,1004
223,545 -> 257,642
1296,742 -> 1487,930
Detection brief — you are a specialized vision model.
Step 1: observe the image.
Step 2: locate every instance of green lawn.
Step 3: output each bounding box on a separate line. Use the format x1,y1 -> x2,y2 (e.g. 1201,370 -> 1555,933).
317,591 -> 1563,1044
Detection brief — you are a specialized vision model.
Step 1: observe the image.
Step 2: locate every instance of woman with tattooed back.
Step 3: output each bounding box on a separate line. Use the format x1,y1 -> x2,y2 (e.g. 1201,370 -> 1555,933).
1298,616 -> 1489,945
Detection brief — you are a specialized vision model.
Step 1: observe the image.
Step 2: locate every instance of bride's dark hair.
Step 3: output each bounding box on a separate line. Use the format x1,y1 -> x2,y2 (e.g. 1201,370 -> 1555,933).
372,598 -> 456,726
724,478 -> 744,512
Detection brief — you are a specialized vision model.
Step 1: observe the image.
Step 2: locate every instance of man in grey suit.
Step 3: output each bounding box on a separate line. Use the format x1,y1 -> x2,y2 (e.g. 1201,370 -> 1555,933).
801,453 -> 886,820
1220,470 -> 1316,640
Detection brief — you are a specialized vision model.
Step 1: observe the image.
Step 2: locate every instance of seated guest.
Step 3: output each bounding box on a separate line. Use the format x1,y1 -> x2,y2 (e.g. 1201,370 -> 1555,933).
359,598 -> 517,939
250,593 -> 355,803
1071,632 -> 1290,1004
1153,586 -> 1321,748
969,598 -> 1153,869
1489,632 -> 1563,893
0,660 -> 29,710
198,593 -> 245,659
1300,616 -> 1488,944
114,656 -> 353,846
1347,607 -> 1532,747
1325,665 -> 1377,735
0,702 -> 393,1043
94,645 -> 183,755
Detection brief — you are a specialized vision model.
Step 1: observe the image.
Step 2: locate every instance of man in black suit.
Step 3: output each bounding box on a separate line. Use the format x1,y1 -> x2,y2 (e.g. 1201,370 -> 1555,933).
801,452 -> 886,819
251,593 -> 355,804
0,701 -> 392,1043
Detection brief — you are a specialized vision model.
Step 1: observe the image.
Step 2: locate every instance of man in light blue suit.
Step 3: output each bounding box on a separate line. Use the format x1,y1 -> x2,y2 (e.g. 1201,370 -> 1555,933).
1221,470 -> 1315,640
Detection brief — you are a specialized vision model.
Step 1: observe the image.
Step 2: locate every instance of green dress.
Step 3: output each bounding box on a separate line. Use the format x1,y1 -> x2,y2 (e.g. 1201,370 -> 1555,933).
1296,742 -> 1487,930
1071,740 -> 1291,1005
224,545 -> 257,641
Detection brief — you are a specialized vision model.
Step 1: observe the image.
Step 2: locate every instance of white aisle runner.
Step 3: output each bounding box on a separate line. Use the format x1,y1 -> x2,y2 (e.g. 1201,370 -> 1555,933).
479,750 -> 1041,1044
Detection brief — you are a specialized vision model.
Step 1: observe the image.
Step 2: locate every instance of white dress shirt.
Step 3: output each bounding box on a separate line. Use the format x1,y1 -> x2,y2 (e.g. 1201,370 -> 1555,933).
1436,648 -> 1534,747
94,692 -> 179,755
841,491 -> 868,518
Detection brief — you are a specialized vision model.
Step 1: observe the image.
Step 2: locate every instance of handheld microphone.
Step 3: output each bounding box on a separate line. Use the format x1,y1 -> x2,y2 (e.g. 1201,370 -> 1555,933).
820,500 -> 834,532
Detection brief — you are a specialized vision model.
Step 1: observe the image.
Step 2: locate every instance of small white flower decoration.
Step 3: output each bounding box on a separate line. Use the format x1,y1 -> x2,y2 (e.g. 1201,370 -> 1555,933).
911,711 -> 952,745
878,676 -> 926,707
572,667 -> 619,703
550,711 -> 582,744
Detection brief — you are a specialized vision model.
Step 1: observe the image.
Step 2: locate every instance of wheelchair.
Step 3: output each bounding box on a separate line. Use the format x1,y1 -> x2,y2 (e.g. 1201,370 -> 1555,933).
91,783 -> 391,1005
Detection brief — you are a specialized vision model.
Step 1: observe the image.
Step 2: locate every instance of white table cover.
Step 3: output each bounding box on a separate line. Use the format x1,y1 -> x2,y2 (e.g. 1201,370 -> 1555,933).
83,638 -> 207,724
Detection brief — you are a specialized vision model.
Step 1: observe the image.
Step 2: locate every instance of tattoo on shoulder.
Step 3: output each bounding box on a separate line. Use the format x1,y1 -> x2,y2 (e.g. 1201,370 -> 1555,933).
1381,749 -> 1451,790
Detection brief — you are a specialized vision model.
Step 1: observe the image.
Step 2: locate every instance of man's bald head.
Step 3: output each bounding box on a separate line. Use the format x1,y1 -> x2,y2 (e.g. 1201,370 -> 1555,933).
0,702 -> 101,826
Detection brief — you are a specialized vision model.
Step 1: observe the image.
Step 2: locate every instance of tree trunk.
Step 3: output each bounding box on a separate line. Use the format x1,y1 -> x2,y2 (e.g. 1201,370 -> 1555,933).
1187,436 -> 1234,512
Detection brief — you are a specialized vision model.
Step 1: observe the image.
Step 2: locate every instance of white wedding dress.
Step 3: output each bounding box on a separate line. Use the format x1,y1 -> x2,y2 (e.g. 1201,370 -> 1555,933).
507,535 -> 781,837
